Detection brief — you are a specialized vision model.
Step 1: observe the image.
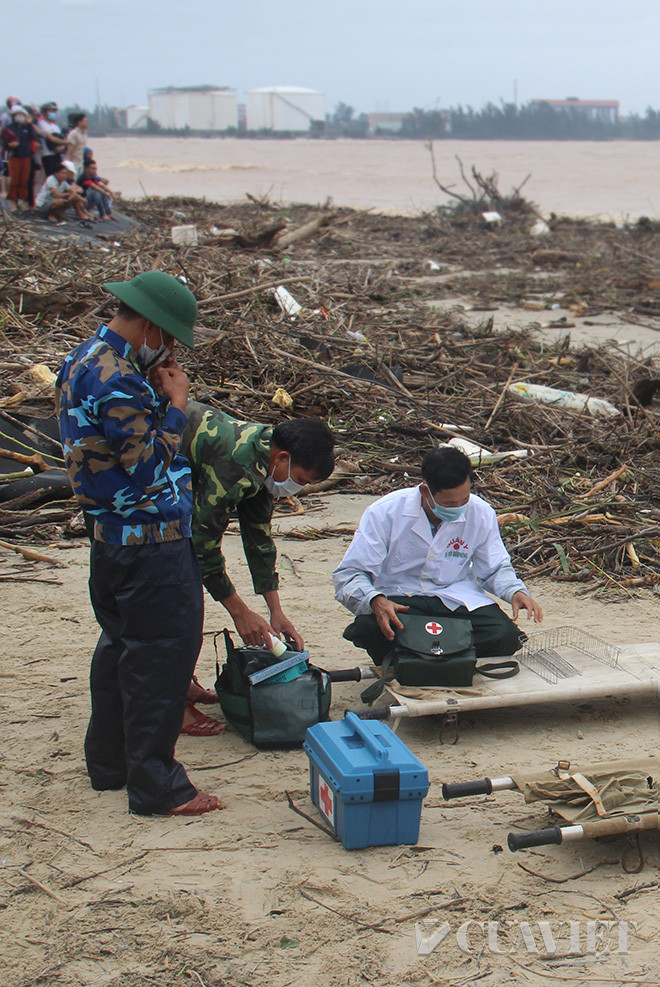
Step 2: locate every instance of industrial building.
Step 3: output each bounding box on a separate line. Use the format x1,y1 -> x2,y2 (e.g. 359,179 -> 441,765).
532,98 -> 619,124
245,86 -> 325,132
122,105 -> 149,130
367,112 -> 406,135
148,86 -> 238,131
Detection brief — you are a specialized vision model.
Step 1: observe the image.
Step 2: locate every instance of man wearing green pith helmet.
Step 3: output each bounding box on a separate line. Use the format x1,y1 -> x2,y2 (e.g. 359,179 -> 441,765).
56,271 -> 222,817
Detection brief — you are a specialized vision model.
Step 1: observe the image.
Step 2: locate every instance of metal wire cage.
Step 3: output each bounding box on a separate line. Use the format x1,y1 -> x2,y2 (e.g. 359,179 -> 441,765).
518,626 -> 621,684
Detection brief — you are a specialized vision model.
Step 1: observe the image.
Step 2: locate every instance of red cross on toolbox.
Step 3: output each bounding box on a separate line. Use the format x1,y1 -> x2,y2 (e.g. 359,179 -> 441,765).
304,713 -> 429,850
318,777 -> 335,824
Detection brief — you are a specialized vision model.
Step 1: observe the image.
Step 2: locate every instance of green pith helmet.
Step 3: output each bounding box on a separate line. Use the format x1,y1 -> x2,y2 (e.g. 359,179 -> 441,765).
103,271 -> 198,348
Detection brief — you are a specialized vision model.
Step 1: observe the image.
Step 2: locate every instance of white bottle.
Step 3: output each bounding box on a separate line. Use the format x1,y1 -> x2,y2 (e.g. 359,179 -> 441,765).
268,634 -> 287,658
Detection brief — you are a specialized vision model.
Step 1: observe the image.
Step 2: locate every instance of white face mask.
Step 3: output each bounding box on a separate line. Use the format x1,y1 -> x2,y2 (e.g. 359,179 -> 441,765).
426,496 -> 468,523
138,327 -> 170,370
13,115 -> 26,124
264,454 -> 304,498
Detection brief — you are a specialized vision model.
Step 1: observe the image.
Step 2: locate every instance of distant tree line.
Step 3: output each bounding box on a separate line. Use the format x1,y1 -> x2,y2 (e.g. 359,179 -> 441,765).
52,98 -> 660,141
325,102 -> 369,137
400,101 -> 660,140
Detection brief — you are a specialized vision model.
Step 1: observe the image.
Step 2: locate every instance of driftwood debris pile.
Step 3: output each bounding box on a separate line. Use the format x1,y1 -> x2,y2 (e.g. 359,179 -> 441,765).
0,195 -> 658,597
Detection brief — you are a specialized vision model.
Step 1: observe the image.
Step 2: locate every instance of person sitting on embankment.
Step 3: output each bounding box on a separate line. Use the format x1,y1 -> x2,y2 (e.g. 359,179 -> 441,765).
35,160 -> 92,222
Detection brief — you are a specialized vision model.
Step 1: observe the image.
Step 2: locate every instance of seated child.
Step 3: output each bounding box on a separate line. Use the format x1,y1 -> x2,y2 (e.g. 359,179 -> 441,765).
35,161 -> 92,222
80,159 -> 117,220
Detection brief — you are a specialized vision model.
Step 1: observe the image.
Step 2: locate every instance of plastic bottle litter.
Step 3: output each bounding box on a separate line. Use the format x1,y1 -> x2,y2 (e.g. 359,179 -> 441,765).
426,259 -> 442,272
447,437 -> 530,465
507,381 -> 620,418
272,285 -> 302,318
530,219 -> 551,237
438,422 -> 473,433
171,225 -> 198,246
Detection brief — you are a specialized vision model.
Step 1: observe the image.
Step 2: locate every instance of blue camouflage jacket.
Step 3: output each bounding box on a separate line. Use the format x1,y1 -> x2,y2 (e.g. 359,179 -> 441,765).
56,323 -> 193,545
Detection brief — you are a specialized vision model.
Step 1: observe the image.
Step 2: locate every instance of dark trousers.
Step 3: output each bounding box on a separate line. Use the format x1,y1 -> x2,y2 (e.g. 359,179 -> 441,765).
86,538 -> 203,815
344,595 -> 525,664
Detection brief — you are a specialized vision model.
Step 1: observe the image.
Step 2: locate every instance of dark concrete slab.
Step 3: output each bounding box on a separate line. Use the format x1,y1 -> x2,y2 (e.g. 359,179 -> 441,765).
0,198 -> 138,243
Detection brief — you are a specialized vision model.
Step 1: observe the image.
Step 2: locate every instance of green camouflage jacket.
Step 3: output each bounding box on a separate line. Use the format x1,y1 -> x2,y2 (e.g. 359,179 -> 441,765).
181,402 -> 277,601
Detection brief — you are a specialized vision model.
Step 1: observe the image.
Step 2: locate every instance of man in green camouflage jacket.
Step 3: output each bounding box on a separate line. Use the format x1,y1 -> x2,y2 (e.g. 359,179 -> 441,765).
181,403 -> 336,649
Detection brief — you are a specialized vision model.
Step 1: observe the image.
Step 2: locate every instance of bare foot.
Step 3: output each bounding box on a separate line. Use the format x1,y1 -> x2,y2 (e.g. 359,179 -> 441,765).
159,791 -> 224,815
187,678 -> 217,704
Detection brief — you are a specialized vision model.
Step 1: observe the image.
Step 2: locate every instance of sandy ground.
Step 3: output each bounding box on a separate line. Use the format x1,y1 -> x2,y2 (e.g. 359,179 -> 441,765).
1,489 -> 659,987
423,296 -> 660,360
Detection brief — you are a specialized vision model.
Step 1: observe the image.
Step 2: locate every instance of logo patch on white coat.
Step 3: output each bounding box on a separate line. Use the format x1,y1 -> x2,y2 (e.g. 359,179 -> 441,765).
445,536 -> 469,559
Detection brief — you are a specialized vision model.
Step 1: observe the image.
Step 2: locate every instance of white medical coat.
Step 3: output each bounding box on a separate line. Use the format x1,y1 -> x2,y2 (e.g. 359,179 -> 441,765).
333,486 -> 528,615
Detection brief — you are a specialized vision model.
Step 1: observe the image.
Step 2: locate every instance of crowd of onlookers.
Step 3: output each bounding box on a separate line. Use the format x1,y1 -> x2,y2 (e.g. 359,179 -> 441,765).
1,96 -> 119,224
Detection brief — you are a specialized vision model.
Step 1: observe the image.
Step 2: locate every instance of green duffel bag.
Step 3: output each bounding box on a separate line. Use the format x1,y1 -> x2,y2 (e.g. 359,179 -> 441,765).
359,614 -> 518,703
215,629 -> 331,749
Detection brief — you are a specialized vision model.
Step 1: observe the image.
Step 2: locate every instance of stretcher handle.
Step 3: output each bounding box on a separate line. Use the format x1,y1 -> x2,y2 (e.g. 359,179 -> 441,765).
508,827 -> 563,852
442,779 -> 492,800
327,667 -> 364,683
344,711 -> 390,760
346,705 -> 392,720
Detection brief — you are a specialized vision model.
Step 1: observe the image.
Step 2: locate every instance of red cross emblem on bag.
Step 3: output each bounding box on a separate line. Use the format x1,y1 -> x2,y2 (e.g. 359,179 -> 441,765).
425,621 -> 444,635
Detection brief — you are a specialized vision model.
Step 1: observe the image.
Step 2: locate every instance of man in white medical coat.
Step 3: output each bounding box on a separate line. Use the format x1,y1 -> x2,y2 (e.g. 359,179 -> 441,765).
333,446 -> 543,662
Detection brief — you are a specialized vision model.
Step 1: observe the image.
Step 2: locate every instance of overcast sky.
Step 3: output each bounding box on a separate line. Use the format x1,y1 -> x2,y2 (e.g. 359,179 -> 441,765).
11,0 -> 660,116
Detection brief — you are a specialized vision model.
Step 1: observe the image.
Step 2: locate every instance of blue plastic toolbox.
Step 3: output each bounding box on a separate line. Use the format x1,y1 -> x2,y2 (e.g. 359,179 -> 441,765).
303,712 -> 430,850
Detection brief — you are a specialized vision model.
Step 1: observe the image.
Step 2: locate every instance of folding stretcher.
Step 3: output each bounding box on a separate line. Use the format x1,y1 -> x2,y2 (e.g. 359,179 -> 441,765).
347,629 -> 660,743
441,756 -> 659,852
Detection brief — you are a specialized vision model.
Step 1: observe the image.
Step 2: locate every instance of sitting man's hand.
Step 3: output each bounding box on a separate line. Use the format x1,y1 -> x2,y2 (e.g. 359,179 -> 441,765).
512,591 -> 543,623
370,594 -> 410,641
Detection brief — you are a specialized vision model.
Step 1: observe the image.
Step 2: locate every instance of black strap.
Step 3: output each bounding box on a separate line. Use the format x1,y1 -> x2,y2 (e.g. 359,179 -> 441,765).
476,659 -> 519,679
360,653 -> 394,704
361,656 -> 519,702
214,627 -> 235,679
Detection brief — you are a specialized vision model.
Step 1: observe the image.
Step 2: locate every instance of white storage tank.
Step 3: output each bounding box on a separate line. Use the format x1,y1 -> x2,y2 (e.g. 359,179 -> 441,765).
245,86 -> 325,132
125,105 -> 149,130
148,86 -> 237,131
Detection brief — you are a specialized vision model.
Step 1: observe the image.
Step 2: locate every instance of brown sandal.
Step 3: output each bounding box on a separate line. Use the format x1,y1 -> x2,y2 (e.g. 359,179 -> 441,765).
180,702 -> 227,737
156,791 -> 224,816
